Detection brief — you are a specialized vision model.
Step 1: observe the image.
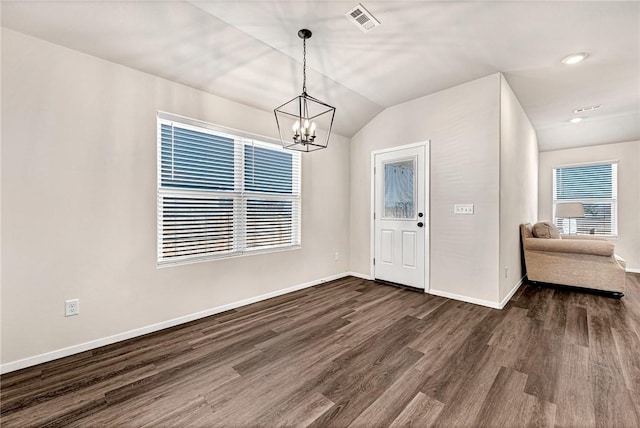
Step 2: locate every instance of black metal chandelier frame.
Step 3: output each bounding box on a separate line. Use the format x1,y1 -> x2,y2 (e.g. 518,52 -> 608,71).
274,29 -> 336,152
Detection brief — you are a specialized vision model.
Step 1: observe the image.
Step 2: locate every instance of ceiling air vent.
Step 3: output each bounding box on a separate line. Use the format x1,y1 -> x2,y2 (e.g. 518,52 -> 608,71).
346,3 -> 380,32
573,104 -> 603,114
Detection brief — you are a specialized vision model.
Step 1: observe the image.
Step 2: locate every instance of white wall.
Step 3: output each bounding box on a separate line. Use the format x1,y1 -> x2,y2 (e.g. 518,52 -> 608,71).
1,29 -> 351,366
539,140 -> 640,270
499,76 -> 538,301
350,74 -> 502,305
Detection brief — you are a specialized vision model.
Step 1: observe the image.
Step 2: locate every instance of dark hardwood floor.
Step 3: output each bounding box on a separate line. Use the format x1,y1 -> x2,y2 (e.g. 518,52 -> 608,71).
2,274 -> 640,427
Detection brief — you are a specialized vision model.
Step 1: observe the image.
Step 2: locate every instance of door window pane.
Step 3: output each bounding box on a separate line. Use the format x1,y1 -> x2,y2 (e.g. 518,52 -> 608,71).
384,159 -> 415,218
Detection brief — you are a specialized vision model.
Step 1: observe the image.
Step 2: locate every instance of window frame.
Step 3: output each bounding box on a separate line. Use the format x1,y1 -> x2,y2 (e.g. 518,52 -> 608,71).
157,112 -> 301,267
552,160 -> 618,237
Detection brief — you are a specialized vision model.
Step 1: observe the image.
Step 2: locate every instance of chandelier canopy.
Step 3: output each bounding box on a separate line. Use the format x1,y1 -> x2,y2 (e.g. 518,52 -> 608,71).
274,29 -> 336,152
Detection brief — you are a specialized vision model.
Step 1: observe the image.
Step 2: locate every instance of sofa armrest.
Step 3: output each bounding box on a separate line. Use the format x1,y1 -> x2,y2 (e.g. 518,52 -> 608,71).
561,234 -> 607,241
524,237 -> 614,257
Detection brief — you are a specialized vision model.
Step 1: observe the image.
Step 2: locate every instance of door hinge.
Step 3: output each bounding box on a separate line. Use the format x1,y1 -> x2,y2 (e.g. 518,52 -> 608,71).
373,258 -> 376,266
373,212 -> 376,220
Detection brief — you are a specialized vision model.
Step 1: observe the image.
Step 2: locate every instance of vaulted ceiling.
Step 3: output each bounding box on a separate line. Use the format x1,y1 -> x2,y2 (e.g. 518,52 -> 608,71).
2,1 -> 638,151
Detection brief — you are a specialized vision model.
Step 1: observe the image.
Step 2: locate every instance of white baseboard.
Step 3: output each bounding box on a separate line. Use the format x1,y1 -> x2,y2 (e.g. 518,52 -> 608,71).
429,277 -> 524,310
498,276 -> 524,309
1,272 -> 351,374
626,268 -> 640,274
348,271 -> 373,280
354,273 -> 524,310
428,288 -> 502,309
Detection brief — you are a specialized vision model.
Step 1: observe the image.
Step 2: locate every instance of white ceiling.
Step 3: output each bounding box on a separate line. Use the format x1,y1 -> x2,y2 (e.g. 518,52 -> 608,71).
2,1 -> 639,151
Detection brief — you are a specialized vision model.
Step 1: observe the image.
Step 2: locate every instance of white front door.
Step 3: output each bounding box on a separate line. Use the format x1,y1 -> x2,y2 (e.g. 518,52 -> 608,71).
373,143 -> 428,289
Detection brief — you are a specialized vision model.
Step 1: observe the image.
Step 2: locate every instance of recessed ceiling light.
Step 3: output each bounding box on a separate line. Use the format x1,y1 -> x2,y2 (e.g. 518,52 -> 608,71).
569,117 -> 583,124
562,52 -> 589,65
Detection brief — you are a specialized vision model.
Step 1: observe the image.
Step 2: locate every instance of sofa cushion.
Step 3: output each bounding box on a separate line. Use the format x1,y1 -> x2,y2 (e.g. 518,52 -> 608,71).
524,238 -> 614,257
520,223 -> 534,240
532,221 -> 561,239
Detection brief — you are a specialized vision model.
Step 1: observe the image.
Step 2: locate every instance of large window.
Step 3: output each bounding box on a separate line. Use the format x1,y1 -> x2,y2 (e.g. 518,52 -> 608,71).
157,114 -> 301,265
553,162 -> 617,236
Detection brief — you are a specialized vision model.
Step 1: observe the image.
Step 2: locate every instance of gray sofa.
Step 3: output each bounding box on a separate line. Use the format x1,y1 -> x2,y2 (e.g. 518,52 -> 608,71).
520,223 -> 626,297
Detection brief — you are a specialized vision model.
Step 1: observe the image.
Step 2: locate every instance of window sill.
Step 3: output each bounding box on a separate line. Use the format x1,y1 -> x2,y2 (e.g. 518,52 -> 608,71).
157,245 -> 302,268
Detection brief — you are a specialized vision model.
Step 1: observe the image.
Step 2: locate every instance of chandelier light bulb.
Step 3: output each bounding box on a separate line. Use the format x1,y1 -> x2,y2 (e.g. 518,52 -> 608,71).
292,120 -> 300,132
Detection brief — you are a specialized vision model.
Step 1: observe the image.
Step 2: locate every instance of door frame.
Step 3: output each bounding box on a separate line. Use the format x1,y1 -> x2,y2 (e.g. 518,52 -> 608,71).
370,141 -> 430,292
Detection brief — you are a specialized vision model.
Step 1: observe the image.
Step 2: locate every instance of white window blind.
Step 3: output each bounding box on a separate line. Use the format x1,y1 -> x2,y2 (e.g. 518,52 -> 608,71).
553,162 -> 617,236
158,115 -> 301,265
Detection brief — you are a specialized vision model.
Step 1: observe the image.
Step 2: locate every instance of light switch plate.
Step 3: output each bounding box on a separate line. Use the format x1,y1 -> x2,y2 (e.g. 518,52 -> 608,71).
454,204 -> 474,215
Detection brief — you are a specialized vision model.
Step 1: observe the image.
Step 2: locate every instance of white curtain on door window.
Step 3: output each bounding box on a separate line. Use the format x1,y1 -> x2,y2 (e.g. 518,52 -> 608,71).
384,163 -> 414,218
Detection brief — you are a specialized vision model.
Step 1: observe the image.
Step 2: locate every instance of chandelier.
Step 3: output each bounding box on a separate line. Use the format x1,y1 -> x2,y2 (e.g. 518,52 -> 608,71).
274,29 -> 336,152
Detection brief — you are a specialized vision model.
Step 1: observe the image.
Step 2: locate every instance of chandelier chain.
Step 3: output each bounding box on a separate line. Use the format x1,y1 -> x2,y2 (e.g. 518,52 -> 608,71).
302,38 -> 307,94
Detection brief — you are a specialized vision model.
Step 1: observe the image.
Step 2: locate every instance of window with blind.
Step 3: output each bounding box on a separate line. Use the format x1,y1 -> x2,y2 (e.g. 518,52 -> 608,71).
157,114 -> 301,265
553,162 -> 617,236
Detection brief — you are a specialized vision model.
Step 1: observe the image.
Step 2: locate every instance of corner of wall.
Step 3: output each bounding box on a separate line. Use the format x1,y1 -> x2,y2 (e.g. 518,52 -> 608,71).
498,75 -> 539,302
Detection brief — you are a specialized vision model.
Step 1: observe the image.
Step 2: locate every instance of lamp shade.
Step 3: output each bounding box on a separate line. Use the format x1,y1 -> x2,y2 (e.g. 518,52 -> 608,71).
555,202 -> 584,218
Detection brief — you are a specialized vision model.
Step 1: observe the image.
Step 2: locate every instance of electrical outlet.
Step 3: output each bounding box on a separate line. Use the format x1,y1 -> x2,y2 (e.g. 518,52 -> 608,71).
454,204 -> 474,215
335,252 -> 340,261
65,299 -> 80,317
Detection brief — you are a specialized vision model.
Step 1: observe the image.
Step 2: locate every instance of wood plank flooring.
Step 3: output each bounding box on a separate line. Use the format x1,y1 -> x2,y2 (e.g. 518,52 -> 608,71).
2,274 -> 640,427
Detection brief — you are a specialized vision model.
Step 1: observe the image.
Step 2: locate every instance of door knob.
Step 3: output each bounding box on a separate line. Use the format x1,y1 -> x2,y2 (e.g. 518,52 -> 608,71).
417,222 -> 424,227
